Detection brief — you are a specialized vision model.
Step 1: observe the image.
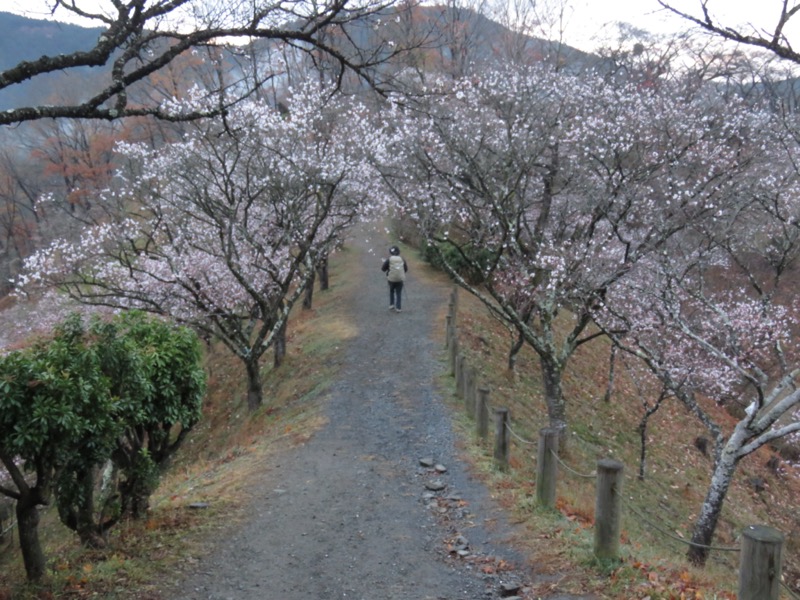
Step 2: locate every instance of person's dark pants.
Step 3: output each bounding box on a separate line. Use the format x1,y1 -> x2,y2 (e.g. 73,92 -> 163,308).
389,281 -> 404,310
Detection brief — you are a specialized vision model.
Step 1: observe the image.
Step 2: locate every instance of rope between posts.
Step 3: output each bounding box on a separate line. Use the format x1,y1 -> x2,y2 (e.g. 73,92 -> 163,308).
505,422 -> 536,446
550,448 -> 596,479
619,493 -> 739,552
1,518 -> 15,538
781,580 -> 800,600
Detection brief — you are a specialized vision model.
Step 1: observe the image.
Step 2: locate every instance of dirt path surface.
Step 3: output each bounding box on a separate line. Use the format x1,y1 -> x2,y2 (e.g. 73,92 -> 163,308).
170,228 -> 547,600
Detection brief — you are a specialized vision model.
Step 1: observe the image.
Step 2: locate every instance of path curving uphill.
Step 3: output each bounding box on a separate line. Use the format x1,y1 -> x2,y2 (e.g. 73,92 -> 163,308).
169,226 -> 584,600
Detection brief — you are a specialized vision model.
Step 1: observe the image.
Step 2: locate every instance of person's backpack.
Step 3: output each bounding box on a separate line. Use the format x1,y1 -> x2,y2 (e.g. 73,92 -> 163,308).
387,255 -> 405,282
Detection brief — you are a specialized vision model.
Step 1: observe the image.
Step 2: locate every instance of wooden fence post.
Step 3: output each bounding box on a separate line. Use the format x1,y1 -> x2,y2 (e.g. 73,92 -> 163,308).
445,314 -> 453,350
450,332 -> 459,376
455,354 -> 465,398
594,458 -> 624,562
739,525 -> 784,600
493,408 -> 509,472
476,387 -> 490,441
536,428 -> 560,509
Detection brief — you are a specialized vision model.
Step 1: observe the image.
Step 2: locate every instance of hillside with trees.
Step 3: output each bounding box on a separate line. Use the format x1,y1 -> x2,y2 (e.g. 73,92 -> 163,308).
1,0 -> 800,597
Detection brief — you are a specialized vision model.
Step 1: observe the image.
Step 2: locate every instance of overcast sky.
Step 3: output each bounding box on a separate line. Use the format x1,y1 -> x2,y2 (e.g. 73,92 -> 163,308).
4,0 -> 795,53
559,0 -> 799,52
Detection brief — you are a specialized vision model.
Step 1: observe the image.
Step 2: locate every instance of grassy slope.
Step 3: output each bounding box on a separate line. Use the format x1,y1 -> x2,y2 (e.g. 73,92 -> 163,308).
1,241 -> 798,599
0,247 -> 359,599
443,283 -> 800,598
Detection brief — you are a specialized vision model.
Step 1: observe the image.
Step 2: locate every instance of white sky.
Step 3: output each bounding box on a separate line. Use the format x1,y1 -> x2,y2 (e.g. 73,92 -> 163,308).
4,0 -> 798,53
563,0 -> 800,51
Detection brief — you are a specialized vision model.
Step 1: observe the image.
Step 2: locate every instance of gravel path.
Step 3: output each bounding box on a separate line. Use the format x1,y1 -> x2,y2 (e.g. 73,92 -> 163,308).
170,226 -> 540,600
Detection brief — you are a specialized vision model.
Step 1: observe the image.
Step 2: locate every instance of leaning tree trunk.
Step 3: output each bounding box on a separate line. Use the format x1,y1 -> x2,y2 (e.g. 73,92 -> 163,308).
687,446 -> 738,566
16,492 -> 46,581
244,356 -> 264,411
508,331 -> 524,372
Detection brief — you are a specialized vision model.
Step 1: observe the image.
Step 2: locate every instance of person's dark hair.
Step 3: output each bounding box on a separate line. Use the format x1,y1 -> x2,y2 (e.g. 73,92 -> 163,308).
389,246 -> 400,255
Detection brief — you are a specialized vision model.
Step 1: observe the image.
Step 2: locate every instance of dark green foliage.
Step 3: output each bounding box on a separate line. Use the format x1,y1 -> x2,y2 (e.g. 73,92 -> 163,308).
110,310 -> 206,518
54,311 -> 206,539
422,239 -> 495,285
53,315 -> 149,546
0,313 -> 120,577
0,310 -> 206,576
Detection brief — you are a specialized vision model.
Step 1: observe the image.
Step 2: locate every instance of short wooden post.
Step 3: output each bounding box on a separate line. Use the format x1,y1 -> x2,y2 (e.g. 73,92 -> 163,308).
594,458 -> 624,562
445,314 -> 453,349
493,408 -> 509,472
739,525 -> 784,600
536,428 -> 560,509
455,354 -> 465,398
451,286 -> 458,314
449,332 -> 459,376
476,387 -> 490,440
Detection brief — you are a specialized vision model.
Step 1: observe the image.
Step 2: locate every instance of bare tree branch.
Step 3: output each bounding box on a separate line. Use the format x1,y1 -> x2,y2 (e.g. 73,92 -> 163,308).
1,0 -> 401,125
657,0 -> 800,64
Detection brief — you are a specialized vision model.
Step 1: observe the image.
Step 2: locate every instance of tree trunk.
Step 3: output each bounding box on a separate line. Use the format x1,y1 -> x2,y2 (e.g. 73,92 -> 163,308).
59,466 -> 107,548
303,271 -> 316,310
245,357 -> 263,411
604,345 -> 616,403
274,320 -> 287,368
16,493 -> 46,581
637,395 -> 665,481
507,331 -> 524,371
128,483 -> 151,520
317,256 -> 329,291
78,465 -> 107,546
116,446 -> 157,521
540,355 -> 567,439
687,447 -> 738,566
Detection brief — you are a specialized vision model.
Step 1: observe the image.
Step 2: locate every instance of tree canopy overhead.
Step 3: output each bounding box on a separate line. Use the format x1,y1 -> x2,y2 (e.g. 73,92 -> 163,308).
17,81 -> 379,409
0,0 -> 402,125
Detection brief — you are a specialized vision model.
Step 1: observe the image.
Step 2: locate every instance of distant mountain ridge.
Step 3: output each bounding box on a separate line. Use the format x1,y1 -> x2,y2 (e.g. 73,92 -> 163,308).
0,7 -> 595,113
0,12 -> 103,69
0,11 -> 104,111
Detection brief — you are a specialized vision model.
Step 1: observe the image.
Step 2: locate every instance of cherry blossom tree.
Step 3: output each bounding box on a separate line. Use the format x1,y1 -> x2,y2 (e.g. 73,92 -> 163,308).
18,83 -> 380,410
594,109 -> 800,565
377,64 -> 776,439
2,0 -> 408,126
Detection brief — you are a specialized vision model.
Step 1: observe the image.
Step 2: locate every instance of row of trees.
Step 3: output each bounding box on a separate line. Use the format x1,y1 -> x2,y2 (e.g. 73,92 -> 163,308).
0,311 -> 206,581
18,83 -> 380,409
7,0 -> 800,579
19,56 -> 800,570
373,63 -> 800,566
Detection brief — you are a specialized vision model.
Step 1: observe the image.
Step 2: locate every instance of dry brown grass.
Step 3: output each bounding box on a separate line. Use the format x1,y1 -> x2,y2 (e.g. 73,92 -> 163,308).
436,282 -> 800,599
0,248 -> 358,599
3,241 -> 799,599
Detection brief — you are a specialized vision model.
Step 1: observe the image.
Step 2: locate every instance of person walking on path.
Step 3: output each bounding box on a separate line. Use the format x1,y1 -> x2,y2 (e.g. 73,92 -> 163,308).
381,245 -> 407,312
165,226 -> 549,600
